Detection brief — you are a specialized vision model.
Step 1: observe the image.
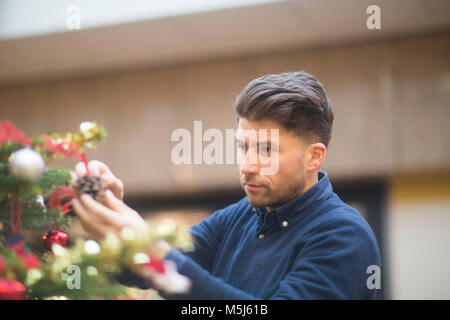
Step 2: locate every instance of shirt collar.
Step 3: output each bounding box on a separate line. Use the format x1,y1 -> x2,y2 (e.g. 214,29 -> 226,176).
252,170 -> 333,230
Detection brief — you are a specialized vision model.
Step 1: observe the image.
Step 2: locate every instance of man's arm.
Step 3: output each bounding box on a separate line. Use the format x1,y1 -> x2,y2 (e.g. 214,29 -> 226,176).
159,211 -> 380,300
109,207 -> 229,290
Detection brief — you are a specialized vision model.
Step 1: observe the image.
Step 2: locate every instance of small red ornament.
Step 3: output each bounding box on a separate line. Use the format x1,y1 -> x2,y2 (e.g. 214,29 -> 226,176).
42,229 -> 70,251
0,279 -> 26,300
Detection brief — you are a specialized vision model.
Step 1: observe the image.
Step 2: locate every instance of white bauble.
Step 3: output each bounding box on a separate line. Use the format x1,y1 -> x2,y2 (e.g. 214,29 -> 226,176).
9,148 -> 45,182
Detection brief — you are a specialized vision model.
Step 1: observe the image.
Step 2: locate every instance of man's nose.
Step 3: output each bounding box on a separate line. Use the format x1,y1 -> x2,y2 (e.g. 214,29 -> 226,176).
240,150 -> 260,175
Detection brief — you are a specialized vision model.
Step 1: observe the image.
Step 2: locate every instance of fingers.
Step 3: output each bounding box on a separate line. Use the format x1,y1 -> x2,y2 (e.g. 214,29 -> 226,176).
73,192 -> 147,239
74,161 -> 124,200
92,160 -> 114,176
102,173 -> 122,189
72,198 -> 111,240
104,189 -> 125,212
105,176 -> 124,201
79,194 -> 120,226
75,160 -> 103,177
75,160 -> 111,177
104,190 -> 145,228
88,160 -> 102,176
75,162 -> 87,177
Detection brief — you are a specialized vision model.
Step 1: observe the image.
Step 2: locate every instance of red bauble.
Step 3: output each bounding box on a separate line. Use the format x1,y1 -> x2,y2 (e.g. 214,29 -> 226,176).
0,279 -> 26,300
42,229 -> 70,251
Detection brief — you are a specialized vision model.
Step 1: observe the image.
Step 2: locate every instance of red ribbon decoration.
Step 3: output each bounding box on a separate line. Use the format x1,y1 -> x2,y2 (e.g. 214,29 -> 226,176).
81,152 -> 90,176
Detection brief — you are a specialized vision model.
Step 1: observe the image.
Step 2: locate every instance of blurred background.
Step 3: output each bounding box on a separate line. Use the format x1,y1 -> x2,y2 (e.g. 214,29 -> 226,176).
0,0 -> 449,299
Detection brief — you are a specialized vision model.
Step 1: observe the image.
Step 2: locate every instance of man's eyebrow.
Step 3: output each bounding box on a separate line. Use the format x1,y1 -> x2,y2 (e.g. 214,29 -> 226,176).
259,141 -> 278,148
235,138 -> 279,148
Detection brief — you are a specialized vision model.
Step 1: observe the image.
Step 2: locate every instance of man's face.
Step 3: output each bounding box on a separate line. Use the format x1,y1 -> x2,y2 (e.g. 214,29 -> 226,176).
237,118 -> 308,210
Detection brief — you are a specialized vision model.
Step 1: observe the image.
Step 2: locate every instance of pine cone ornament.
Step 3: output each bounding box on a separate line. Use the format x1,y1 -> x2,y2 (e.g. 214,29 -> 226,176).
72,175 -> 106,203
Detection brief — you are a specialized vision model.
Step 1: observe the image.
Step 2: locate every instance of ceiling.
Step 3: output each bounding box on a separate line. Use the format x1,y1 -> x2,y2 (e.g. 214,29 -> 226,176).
0,0 -> 449,86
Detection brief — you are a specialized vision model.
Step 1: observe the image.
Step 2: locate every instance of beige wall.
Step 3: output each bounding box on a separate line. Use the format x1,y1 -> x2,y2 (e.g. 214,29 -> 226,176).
0,31 -> 449,196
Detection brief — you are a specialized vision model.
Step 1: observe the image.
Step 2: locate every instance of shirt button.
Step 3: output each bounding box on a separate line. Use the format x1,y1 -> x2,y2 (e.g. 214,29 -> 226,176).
282,221 -> 288,227
258,233 -> 265,239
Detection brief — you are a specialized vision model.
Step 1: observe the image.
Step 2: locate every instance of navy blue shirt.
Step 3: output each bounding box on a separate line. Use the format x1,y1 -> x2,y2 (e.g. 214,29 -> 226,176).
162,171 -> 380,299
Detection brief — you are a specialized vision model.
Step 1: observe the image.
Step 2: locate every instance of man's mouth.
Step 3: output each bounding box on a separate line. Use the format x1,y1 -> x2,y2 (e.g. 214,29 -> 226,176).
244,183 -> 263,191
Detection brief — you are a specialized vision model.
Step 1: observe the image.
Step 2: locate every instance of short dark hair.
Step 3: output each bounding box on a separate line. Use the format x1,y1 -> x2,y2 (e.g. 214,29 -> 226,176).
235,71 -> 334,147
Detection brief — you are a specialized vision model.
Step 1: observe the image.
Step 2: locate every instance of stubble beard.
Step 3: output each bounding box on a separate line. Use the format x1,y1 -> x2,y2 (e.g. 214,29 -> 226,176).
241,175 -> 306,210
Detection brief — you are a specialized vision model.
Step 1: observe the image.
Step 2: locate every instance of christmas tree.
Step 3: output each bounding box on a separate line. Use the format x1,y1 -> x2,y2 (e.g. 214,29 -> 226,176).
0,121 -> 192,299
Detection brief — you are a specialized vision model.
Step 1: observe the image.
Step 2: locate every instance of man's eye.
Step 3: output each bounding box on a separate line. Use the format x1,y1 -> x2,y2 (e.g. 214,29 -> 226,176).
237,143 -> 247,151
260,145 -> 278,155
260,145 -> 271,154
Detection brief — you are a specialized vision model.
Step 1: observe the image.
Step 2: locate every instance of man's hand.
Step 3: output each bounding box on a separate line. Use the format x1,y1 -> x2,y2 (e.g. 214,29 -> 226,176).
74,160 -> 124,201
72,189 -> 148,241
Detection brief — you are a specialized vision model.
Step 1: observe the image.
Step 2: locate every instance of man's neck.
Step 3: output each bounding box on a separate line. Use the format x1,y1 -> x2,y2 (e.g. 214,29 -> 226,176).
302,170 -> 319,194
265,171 -> 319,212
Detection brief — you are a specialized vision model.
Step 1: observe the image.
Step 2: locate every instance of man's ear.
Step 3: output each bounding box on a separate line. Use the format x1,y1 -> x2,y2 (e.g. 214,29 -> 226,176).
305,143 -> 327,171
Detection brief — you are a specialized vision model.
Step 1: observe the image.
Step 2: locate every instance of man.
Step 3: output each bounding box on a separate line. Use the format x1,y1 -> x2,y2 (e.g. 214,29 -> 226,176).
72,71 -> 381,299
